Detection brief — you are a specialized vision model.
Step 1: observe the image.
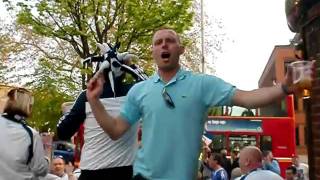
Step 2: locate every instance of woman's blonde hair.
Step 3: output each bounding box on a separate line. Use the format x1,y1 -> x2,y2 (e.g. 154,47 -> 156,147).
3,87 -> 33,117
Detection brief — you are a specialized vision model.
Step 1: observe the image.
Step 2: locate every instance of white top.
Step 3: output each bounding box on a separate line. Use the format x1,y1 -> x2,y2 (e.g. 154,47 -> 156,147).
40,173 -> 68,180
0,116 -> 49,180
237,169 -> 283,180
80,97 -> 138,170
296,163 -> 309,180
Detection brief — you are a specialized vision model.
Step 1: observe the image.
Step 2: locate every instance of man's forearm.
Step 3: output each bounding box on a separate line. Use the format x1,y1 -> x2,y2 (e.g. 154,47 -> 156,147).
233,84 -> 286,109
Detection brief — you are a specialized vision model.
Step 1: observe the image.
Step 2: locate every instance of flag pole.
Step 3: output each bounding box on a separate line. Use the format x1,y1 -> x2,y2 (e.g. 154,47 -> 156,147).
200,0 -> 205,73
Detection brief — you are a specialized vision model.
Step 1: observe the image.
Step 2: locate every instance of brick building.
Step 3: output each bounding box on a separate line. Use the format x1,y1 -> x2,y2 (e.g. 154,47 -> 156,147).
285,0 -> 320,179
258,45 -> 309,161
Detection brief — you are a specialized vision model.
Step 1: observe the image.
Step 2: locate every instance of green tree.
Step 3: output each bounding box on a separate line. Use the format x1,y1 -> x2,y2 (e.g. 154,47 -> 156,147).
4,0 -> 194,88
0,20 -> 24,82
181,0 -> 231,74
2,0 -> 195,132
207,106 -> 223,116
29,82 -> 73,132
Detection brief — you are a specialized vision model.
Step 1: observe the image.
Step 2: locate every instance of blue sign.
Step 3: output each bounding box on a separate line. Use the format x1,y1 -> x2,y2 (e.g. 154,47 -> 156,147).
205,119 -> 263,133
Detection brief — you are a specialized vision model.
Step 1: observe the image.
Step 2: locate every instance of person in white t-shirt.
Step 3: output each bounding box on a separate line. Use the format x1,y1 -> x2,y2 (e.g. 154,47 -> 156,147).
41,156 -> 77,180
292,155 -> 309,180
57,44 -> 148,180
237,146 -> 283,180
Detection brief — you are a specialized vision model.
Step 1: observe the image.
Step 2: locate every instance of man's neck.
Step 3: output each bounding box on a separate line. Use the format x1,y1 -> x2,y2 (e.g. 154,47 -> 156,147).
158,66 -> 180,83
213,165 -> 222,171
56,172 -> 66,177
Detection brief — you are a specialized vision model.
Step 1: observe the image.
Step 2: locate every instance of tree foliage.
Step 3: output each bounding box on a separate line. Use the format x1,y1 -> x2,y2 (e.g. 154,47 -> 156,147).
0,20 -> 25,82
0,18 -> 80,96
1,0 -> 231,132
2,0 -> 195,132
181,0 -> 231,74
10,0 -> 193,77
207,106 -> 223,116
29,82 -> 73,132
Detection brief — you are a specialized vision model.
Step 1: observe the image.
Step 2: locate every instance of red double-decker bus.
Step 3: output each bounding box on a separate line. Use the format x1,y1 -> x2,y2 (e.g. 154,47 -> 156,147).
205,95 -> 296,177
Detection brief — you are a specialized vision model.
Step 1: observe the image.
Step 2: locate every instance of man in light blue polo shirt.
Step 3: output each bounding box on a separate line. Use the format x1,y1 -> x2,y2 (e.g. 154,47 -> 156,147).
120,67 -> 235,180
86,27 -> 298,180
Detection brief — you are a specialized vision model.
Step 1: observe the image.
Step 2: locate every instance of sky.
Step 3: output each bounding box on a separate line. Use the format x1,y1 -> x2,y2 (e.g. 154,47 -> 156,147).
0,3 -> 10,21
205,0 -> 295,90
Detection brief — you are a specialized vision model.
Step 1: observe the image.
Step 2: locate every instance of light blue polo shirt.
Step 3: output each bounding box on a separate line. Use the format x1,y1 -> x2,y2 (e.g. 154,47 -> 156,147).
120,69 -> 236,180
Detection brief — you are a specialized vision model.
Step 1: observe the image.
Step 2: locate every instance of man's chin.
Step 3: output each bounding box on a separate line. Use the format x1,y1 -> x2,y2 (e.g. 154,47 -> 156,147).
160,58 -> 170,63
56,172 -> 65,177
158,65 -> 179,72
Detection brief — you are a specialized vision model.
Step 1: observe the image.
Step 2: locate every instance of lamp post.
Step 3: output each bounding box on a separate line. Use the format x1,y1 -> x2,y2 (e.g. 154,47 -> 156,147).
200,0 -> 205,73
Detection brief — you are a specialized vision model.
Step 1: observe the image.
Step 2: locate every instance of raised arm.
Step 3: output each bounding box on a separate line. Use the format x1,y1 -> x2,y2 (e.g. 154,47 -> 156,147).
86,75 -> 130,140
57,92 -> 86,140
232,84 -> 287,109
231,64 -> 298,109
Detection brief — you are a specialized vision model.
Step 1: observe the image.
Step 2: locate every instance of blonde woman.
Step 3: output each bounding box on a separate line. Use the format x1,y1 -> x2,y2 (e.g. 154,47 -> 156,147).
0,87 -> 49,180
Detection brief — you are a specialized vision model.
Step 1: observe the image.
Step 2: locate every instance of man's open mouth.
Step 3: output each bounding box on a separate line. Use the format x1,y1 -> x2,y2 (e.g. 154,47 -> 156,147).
161,52 -> 171,59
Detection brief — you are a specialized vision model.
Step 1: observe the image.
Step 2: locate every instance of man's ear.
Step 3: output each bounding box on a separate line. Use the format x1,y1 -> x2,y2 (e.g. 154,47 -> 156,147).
179,46 -> 185,55
244,158 -> 250,166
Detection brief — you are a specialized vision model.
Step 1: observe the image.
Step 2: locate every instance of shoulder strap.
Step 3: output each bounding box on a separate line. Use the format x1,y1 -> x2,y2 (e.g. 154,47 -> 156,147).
21,122 -> 34,164
2,115 -> 33,164
239,168 -> 259,180
239,174 -> 247,180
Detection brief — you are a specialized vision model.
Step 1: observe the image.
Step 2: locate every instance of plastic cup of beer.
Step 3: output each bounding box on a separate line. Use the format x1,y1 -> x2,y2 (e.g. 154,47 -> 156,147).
291,60 -> 313,98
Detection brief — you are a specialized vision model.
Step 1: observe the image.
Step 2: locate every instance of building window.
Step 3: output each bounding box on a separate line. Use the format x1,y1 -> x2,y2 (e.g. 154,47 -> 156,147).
229,135 -> 257,151
210,134 -> 226,153
260,136 -> 272,152
259,99 -> 288,117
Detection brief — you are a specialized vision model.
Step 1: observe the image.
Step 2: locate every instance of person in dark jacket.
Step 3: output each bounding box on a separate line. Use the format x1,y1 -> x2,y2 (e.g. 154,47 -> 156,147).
220,149 -> 232,178
231,148 -> 240,170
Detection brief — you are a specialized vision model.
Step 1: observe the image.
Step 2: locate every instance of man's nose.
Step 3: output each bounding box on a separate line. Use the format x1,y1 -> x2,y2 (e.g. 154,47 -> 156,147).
161,41 -> 168,49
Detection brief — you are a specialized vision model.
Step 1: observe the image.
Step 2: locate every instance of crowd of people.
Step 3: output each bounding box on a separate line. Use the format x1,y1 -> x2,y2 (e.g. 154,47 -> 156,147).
0,27 -> 312,180
39,155 -> 79,180
197,143 -> 309,180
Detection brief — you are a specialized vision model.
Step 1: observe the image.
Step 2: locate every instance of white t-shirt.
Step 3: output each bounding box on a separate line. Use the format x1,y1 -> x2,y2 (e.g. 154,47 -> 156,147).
40,173 -> 69,180
237,169 -> 283,180
296,163 -> 309,180
80,97 -> 138,170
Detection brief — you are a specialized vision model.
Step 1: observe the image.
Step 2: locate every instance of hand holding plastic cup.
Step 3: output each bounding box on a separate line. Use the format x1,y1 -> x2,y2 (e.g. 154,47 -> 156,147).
290,60 -> 313,98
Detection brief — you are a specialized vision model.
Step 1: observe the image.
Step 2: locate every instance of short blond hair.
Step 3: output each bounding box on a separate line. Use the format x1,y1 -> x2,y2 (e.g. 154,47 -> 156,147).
3,87 -> 33,117
153,27 -> 182,44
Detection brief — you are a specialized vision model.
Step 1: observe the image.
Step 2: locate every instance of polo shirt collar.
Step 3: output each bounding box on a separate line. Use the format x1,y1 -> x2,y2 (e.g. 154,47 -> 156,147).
153,68 -> 188,84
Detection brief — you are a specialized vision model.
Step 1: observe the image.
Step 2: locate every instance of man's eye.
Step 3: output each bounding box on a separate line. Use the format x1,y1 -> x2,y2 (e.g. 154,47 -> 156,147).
154,40 -> 162,45
167,38 -> 175,43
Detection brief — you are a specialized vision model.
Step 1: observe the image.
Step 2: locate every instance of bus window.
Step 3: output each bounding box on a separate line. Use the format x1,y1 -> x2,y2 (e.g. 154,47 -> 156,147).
229,135 -> 257,150
210,135 -> 226,152
260,135 -> 272,152
259,99 -> 288,117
